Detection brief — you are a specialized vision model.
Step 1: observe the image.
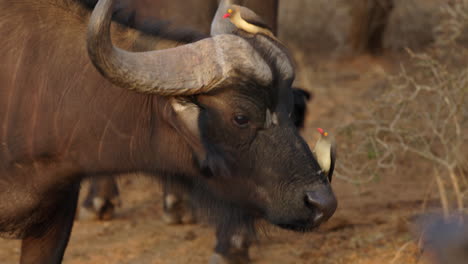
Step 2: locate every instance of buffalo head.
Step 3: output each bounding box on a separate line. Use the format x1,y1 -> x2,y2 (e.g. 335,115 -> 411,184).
87,0 -> 336,231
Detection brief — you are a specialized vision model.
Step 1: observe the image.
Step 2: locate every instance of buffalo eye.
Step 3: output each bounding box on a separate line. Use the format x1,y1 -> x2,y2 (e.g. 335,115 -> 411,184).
232,114 -> 250,128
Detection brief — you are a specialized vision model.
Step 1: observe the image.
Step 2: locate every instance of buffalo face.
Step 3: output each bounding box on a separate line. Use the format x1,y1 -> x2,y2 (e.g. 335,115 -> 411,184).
174,84 -> 336,231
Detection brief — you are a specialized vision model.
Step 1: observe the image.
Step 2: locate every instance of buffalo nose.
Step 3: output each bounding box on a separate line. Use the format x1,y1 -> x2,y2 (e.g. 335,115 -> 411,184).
305,187 -> 337,224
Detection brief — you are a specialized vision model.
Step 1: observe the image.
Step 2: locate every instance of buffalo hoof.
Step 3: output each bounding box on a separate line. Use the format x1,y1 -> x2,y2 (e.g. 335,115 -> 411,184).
210,233 -> 251,264
162,210 -> 196,225
209,252 -> 250,264
181,210 -> 196,224
162,193 -> 196,225
78,197 -> 120,221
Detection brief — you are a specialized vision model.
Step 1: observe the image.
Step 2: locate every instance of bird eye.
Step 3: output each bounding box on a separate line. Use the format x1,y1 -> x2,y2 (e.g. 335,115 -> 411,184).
232,114 -> 250,128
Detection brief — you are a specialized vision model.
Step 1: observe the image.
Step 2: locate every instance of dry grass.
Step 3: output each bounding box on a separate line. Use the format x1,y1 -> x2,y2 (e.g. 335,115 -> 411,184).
327,4 -> 468,263
336,47 -> 468,211
434,0 -> 468,46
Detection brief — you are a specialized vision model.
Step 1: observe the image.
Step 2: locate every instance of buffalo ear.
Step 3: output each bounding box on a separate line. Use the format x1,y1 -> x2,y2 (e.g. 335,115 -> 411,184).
291,87 -> 312,129
169,98 -> 231,178
292,87 -> 312,101
169,98 -> 207,163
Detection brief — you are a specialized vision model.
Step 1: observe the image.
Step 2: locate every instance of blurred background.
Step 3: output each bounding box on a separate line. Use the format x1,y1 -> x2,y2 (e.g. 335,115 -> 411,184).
1,0 -> 467,263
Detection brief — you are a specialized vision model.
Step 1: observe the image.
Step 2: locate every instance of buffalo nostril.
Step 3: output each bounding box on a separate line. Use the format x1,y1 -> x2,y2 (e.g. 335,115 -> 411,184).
304,194 -> 324,221
305,189 -> 337,223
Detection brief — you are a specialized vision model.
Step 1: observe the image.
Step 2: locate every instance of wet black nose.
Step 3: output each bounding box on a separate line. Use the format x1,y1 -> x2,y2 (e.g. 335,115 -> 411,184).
305,186 -> 337,224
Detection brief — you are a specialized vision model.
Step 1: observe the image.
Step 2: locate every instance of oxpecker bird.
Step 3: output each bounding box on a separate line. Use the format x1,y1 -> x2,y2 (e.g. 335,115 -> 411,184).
222,5 -> 275,38
313,128 -> 336,182
211,1 -> 277,40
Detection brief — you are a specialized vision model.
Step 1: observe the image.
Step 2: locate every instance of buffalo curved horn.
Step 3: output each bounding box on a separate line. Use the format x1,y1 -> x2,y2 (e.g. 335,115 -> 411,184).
87,0 -> 272,96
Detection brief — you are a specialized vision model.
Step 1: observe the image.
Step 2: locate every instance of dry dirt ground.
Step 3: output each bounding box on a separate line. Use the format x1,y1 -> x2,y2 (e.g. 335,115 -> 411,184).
0,55 -> 442,264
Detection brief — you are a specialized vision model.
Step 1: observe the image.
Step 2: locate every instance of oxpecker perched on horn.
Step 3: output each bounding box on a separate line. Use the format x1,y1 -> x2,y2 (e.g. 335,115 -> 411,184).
313,128 -> 336,182
211,0 -> 277,40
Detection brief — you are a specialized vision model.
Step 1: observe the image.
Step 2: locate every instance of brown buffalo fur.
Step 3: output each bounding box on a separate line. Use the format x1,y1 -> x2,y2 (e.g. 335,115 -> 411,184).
0,0 -> 205,237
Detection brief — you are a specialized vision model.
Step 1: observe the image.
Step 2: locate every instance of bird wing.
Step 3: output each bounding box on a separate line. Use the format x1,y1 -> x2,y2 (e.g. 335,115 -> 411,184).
327,139 -> 336,183
237,6 -> 272,31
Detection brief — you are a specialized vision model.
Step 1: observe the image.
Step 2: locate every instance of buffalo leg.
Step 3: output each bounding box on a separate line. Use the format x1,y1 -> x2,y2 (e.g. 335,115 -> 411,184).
162,180 -> 196,224
210,226 -> 251,264
80,176 -> 196,223
80,177 -> 120,220
20,182 -> 80,264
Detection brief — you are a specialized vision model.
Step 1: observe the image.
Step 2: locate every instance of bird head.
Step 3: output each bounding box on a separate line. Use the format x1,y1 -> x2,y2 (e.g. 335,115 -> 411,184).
223,8 -> 235,19
317,127 -> 329,137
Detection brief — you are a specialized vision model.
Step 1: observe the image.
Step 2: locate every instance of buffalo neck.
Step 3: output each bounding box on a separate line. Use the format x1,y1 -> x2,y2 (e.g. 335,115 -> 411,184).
0,0 -> 198,178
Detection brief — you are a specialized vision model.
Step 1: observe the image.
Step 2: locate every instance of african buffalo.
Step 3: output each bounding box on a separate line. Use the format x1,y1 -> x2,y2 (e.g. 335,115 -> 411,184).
0,0 -> 336,263
423,215 -> 468,264
79,2 -> 313,262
